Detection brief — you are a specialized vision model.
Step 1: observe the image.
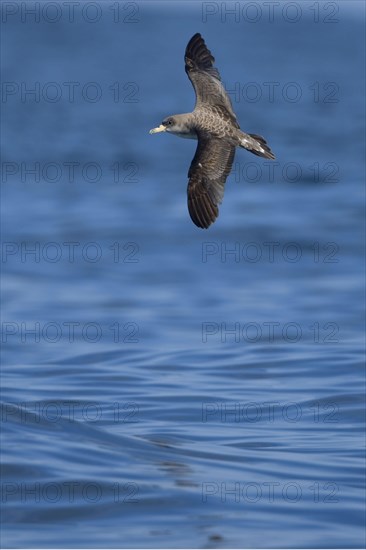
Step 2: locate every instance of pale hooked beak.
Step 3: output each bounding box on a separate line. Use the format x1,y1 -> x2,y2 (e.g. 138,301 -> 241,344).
149,124 -> 166,134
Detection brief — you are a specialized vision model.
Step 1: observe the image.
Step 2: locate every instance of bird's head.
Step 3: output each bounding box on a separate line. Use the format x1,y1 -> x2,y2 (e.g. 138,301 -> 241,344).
149,116 -> 178,134
149,115 -> 194,137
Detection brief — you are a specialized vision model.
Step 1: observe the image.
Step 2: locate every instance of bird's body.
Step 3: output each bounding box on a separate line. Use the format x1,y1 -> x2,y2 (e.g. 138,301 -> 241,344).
150,33 -> 275,228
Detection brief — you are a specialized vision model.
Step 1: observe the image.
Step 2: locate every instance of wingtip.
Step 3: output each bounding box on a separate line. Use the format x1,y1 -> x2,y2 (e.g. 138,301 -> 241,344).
185,32 -> 218,78
188,189 -> 219,229
189,32 -> 202,42
186,33 -> 204,55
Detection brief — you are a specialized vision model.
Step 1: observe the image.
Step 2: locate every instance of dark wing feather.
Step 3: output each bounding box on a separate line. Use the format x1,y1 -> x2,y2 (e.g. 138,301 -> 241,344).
187,136 -> 235,228
185,33 -> 239,128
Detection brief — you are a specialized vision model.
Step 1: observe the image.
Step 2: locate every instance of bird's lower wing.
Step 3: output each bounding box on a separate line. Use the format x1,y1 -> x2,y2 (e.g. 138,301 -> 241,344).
187,137 -> 235,229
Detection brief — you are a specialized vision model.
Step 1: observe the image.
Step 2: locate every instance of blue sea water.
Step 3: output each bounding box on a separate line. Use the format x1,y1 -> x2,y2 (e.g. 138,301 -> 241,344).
1,1 -> 365,548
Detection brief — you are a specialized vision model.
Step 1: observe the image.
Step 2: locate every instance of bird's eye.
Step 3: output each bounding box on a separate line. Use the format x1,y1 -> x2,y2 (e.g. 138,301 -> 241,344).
168,120 -> 172,125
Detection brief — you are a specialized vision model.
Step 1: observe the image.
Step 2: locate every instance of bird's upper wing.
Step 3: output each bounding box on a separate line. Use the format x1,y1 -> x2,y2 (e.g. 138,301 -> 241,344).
185,33 -> 239,128
187,135 -> 235,228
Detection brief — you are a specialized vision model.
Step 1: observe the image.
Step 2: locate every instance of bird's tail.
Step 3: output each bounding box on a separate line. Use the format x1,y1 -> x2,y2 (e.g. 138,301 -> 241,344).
239,132 -> 275,160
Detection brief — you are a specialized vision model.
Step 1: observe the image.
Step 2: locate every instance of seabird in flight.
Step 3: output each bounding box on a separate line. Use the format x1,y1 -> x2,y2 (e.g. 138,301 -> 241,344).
150,33 -> 275,229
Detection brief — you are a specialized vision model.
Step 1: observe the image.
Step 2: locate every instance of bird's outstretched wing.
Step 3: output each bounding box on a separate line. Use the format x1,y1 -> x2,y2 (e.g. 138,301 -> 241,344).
185,33 -> 239,128
187,136 -> 235,228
